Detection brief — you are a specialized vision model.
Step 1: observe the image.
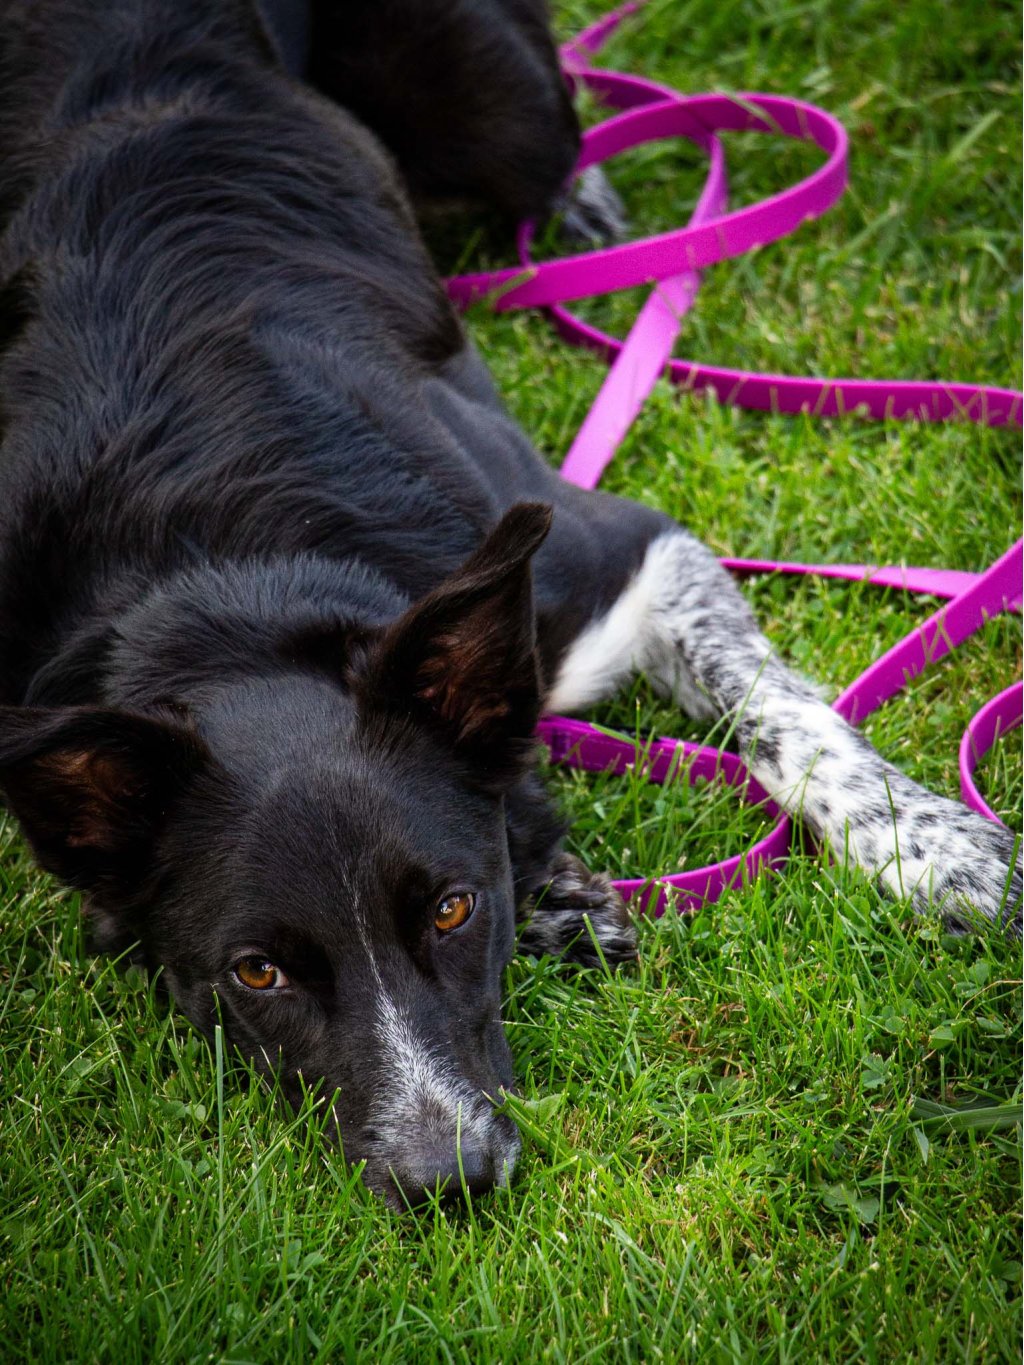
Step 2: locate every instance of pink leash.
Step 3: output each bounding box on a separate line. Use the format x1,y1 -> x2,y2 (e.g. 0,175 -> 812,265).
447,2 -> 1023,914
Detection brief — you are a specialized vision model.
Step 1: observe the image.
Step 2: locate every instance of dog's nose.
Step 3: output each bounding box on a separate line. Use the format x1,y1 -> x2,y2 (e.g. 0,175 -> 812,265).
389,1138 -> 496,1205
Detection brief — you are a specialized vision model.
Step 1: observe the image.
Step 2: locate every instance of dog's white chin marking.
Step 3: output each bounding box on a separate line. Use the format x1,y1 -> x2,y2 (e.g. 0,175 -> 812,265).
546,530 -> 1022,929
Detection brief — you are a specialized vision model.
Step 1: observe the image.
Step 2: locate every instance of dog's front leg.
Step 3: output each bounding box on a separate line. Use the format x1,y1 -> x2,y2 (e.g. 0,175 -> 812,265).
518,853 -> 636,967
504,771 -> 637,966
555,167 -> 629,246
548,529 -> 1022,932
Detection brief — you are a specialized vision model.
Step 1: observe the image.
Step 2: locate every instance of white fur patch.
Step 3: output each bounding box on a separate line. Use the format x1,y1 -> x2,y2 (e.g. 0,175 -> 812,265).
547,533 -> 719,720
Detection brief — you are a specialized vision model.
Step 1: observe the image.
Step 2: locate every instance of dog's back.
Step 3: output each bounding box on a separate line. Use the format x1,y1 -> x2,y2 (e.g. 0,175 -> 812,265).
0,0 -> 661,710
0,2 -> 471,696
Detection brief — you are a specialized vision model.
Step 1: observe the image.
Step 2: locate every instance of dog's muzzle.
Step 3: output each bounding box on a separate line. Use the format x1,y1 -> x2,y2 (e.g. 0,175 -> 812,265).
363,1107 -> 522,1208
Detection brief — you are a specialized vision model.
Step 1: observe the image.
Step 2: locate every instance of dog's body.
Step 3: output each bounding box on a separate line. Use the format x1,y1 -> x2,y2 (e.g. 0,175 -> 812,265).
0,0 -> 1019,1207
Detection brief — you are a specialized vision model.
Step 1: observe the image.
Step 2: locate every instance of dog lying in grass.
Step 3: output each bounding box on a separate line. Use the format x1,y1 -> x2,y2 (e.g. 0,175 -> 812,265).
0,0 -> 1019,1209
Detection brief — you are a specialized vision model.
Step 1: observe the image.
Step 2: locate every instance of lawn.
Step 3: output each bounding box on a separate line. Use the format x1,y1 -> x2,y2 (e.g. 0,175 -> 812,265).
1,1 -> 1021,1360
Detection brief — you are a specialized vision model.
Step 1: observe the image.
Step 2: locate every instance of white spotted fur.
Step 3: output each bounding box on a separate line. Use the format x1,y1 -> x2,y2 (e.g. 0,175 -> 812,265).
549,530 -> 1022,929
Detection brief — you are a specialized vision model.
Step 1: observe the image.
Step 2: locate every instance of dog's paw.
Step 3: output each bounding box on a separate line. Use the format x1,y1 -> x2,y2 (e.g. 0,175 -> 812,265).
556,166 -> 628,245
924,817 -> 1021,937
518,853 -> 637,967
870,777 -> 1022,935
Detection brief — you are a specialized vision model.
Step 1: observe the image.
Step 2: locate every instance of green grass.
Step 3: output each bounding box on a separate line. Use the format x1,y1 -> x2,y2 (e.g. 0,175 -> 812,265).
2,1 -> 1022,1360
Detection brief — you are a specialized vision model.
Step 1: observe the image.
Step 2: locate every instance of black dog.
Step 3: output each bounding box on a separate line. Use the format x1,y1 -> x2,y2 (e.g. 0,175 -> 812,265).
0,0 -> 1019,1208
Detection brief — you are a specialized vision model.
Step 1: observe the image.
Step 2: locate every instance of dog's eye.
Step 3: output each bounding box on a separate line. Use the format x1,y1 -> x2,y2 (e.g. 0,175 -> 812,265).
434,892 -> 475,933
233,956 -> 288,991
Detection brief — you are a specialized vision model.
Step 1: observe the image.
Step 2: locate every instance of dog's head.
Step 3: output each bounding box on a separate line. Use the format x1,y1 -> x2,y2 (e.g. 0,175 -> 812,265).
0,504 -> 554,1207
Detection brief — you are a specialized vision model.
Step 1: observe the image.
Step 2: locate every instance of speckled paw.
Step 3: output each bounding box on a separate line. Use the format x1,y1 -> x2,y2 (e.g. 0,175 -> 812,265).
518,853 -> 637,967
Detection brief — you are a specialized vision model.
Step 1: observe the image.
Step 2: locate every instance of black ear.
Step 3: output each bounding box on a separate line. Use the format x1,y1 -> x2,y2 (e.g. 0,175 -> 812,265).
0,705 -> 208,893
351,503 -> 552,774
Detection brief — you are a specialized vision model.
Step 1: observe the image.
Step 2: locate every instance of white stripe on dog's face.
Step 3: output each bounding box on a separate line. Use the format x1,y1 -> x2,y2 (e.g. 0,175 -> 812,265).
353,905 -> 517,1181
372,989 -> 501,1149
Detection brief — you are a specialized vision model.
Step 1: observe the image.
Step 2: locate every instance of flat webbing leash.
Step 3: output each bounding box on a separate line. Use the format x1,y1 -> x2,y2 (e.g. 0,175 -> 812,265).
446,2 -> 1024,916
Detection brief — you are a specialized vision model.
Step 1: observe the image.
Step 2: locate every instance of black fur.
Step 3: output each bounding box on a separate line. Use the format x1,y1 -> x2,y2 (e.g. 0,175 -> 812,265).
0,0 -> 662,1207
305,0 -> 581,218
8,0 -> 1014,1211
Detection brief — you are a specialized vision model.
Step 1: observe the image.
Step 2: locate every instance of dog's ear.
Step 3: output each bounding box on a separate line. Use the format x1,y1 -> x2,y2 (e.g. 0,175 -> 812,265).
351,503 -> 552,774
0,705 -> 208,892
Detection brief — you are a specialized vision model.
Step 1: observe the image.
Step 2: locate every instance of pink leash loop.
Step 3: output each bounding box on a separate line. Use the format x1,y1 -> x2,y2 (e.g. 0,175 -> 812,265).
834,541 -> 1023,726
445,3 -> 1023,912
534,717 -> 791,917
960,684 -> 1024,822
447,93 -> 850,313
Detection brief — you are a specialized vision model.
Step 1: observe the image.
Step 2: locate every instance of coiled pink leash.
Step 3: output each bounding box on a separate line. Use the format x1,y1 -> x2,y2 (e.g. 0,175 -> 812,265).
447,2 -> 1023,913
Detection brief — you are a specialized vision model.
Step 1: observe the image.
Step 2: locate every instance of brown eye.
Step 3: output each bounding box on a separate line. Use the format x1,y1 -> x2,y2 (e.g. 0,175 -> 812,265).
434,892 -> 476,933
233,956 -> 288,991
